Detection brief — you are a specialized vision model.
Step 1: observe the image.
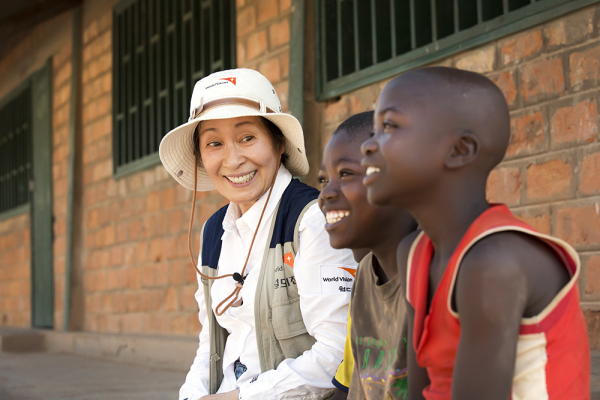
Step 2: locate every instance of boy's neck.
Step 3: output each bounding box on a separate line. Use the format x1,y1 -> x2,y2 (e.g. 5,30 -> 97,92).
411,189 -> 490,259
369,230 -> 405,284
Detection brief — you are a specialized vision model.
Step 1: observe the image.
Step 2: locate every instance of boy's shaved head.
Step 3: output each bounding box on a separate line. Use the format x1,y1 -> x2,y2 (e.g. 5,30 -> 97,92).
362,66 -> 511,208
385,67 -> 510,173
334,111 -> 374,142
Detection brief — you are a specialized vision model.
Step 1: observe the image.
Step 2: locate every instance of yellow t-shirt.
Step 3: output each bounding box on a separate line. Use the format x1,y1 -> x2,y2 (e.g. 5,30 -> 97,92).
332,306 -> 353,391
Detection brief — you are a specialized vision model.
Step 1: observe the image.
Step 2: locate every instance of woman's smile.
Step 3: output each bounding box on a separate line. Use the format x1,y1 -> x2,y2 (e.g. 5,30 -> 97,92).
225,170 -> 257,185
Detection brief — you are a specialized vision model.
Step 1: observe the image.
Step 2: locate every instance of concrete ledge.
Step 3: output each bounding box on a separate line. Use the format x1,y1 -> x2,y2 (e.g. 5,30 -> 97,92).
43,330 -> 198,372
0,328 -> 44,352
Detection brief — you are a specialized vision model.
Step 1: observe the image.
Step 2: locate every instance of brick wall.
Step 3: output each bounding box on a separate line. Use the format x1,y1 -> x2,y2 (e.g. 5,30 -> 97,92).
74,0 -> 293,336
0,10 -> 71,329
0,214 -> 31,327
237,0 -> 292,111
311,5 -> 600,347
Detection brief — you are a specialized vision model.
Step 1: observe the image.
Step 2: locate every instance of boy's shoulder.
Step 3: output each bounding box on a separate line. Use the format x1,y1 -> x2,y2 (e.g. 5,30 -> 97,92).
456,230 -> 570,319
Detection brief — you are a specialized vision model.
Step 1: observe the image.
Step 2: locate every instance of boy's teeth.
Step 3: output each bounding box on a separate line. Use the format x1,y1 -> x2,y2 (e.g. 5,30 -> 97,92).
366,166 -> 380,176
228,171 -> 256,184
325,211 -> 350,224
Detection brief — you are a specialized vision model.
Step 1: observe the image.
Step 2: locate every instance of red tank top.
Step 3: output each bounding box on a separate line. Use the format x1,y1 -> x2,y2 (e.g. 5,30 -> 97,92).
407,205 -> 590,400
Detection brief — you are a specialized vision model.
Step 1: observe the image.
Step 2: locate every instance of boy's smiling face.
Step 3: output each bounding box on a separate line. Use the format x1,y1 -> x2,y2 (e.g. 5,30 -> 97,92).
361,79 -> 449,208
318,130 -> 401,250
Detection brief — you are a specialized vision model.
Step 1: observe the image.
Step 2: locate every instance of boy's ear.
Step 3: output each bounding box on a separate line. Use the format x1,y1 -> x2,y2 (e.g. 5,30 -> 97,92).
445,132 -> 479,169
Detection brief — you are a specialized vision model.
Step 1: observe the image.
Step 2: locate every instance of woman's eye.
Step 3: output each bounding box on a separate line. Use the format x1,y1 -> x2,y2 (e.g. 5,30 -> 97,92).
207,141 -> 221,147
383,121 -> 397,131
241,135 -> 254,143
317,176 -> 328,185
340,170 -> 354,178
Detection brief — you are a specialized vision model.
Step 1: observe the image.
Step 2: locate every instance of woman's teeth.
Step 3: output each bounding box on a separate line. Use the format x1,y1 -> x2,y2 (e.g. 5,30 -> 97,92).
326,211 -> 350,225
227,171 -> 256,184
366,166 -> 380,176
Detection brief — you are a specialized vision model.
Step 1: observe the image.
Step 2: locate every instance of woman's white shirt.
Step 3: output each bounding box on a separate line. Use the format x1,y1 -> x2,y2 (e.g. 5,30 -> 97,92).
179,165 -> 357,400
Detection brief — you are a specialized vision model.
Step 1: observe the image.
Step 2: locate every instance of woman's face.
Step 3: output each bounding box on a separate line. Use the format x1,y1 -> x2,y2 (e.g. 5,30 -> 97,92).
198,116 -> 284,214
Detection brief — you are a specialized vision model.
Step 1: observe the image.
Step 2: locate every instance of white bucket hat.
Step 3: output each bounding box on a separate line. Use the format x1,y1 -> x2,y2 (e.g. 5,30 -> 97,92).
159,68 -> 309,191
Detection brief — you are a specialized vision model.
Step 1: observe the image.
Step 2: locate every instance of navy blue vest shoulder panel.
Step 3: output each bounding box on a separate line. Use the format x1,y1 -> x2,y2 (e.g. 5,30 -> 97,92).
268,179 -> 319,248
202,204 -> 229,270
201,179 -> 319,270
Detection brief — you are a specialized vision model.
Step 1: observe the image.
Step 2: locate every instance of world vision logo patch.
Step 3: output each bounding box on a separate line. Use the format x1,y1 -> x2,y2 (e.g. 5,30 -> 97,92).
284,252 -> 294,268
220,77 -> 236,85
338,266 -> 356,278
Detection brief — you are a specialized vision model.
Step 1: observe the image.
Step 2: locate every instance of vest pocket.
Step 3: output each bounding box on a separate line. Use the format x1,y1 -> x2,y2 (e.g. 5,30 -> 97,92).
271,297 -> 317,359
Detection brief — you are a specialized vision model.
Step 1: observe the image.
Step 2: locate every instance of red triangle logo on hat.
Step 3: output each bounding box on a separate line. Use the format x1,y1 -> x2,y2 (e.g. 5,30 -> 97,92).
220,77 -> 236,85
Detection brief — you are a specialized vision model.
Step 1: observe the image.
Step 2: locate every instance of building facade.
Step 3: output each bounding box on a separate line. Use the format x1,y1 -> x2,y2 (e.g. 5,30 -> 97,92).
1,0 -> 600,349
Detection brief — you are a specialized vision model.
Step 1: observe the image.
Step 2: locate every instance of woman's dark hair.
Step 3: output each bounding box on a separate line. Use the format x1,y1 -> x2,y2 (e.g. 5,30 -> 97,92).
192,117 -> 289,166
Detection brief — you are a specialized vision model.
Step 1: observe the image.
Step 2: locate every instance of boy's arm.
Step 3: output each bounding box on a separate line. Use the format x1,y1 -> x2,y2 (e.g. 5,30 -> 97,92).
451,234 -> 528,400
397,232 -> 429,400
406,302 -> 428,400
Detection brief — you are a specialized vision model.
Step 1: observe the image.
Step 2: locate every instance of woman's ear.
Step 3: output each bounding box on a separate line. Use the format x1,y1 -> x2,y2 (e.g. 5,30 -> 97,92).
444,132 -> 479,169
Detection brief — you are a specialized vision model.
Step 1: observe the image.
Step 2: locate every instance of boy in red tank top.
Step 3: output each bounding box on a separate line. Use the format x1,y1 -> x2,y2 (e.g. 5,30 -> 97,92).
360,67 -> 590,400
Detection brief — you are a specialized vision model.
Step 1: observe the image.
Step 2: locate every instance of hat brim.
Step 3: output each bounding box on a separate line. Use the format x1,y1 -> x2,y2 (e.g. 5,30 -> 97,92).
159,104 -> 309,191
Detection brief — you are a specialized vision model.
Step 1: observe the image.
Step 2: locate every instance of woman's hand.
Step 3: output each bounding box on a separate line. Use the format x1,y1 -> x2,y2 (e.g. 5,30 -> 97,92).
200,389 -> 240,400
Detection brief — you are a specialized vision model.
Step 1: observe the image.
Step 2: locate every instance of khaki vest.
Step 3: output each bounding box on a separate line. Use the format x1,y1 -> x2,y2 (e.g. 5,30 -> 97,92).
199,180 -> 334,399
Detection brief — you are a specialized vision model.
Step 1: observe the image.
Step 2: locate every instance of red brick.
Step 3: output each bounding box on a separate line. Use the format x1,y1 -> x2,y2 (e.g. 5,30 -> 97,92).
526,159 -> 571,202
170,261 -> 186,285
161,187 -> 176,210
180,285 -> 197,310
237,42 -> 246,66
520,58 -> 564,104
349,96 -> 362,115
167,210 -> 183,234
280,0 -> 291,11
237,5 -> 256,36
324,98 -> 349,124
544,8 -> 594,49
269,19 -> 289,49
150,238 -> 163,263
246,31 -> 267,60
580,152 -> 600,195
258,57 -> 281,84
551,100 -> 597,146
83,20 -> 99,44
455,45 -> 495,73
491,70 -> 517,108
486,166 -> 522,206
556,203 -> 600,248
141,264 -> 156,287
164,287 -> 179,311
507,111 -> 545,158
514,207 -> 551,235
127,266 -> 141,289
500,30 -> 542,66
258,0 -> 279,24
585,256 -> 600,295
146,191 -> 160,212
569,45 -> 600,91
92,159 -> 112,182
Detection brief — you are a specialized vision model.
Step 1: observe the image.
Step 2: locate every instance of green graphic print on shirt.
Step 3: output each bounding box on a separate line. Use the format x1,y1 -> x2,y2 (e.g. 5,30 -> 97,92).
355,336 -> 408,400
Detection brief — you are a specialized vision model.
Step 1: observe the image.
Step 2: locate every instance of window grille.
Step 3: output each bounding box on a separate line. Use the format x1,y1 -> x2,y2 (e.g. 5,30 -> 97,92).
316,0 -> 597,100
113,0 -> 235,175
0,87 -> 31,214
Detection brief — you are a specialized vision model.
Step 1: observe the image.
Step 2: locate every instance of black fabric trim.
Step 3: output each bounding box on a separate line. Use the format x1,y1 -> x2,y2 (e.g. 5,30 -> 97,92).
332,376 -> 349,392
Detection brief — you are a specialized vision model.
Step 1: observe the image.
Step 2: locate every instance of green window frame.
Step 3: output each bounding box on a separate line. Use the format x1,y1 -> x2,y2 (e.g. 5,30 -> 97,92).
315,0 -> 598,100
112,0 -> 236,177
0,83 -> 32,218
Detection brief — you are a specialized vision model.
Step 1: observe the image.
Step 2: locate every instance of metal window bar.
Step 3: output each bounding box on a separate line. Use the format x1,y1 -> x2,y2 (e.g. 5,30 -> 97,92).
112,0 -> 235,173
0,87 -> 31,214
317,0 -> 596,100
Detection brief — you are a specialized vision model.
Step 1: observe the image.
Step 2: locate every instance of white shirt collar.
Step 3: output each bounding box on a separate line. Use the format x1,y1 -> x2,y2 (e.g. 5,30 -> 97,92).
223,164 -> 293,234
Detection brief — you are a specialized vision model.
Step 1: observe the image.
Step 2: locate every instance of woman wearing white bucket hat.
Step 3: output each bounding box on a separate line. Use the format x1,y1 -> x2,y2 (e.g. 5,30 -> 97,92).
159,68 -> 356,400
